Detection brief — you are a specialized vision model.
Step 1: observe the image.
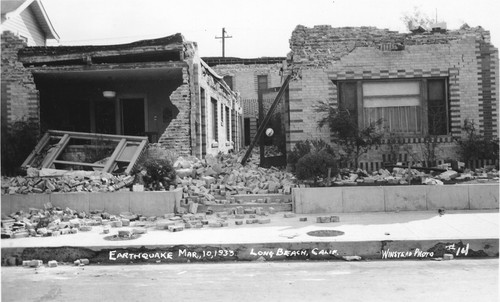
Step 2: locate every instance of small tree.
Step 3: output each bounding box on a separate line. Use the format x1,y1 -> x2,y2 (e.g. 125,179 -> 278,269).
315,101 -> 384,168
401,6 -> 433,31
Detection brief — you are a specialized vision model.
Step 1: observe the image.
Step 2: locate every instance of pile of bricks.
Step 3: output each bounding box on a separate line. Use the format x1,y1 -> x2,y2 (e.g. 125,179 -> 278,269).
318,166 -> 499,186
1,202 -> 279,239
173,151 -> 296,204
1,170 -> 135,195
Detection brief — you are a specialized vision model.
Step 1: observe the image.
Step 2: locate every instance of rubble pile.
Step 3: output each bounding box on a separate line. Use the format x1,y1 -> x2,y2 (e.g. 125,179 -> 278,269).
172,150 -> 295,204
328,165 -> 499,186
1,170 -> 134,195
1,202 -> 278,240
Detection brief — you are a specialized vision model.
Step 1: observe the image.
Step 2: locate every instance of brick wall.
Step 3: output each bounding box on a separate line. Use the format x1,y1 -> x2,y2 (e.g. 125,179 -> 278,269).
1,32 -> 40,128
287,25 -> 499,166
158,67 -> 192,156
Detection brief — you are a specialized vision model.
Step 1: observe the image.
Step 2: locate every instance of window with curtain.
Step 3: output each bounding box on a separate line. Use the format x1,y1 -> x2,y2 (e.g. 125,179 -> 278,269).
362,81 -> 422,133
338,78 -> 448,135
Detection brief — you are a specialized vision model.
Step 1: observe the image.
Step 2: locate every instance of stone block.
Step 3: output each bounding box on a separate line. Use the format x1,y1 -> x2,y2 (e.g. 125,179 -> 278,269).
330,216 -> 340,222
299,217 -> 308,222
48,260 -> 58,268
121,219 -> 130,226
284,213 -> 296,218
246,219 -> 255,224
79,226 -> 92,232
316,216 -> 330,223
30,260 -> 43,267
132,227 -> 147,234
156,221 -> 175,230
12,231 -> 29,238
235,220 -> 244,225
258,218 -> 271,224
168,224 -> 184,232
208,222 -> 222,228
443,254 -> 454,260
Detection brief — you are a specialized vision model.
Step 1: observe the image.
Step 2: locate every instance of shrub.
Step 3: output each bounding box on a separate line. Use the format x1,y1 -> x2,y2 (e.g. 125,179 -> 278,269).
287,139 -> 334,170
140,158 -> 176,191
1,119 -> 40,176
295,151 -> 337,186
456,119 -> 499,166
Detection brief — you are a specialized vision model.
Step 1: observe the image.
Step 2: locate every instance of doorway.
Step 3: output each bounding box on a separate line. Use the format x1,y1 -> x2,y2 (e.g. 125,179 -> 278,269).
120,98 -> 145,136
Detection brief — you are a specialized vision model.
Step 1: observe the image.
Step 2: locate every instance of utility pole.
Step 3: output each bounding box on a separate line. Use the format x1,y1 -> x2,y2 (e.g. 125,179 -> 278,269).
215,27 -> 232,57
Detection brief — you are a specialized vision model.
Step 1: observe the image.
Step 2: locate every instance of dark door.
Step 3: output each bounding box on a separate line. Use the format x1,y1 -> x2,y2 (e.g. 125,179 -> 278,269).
95,100 -> 116,134
121,98 -> 145,136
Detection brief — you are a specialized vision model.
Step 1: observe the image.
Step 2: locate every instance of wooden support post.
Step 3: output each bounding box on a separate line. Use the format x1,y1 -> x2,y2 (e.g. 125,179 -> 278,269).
240,74 -> 292,165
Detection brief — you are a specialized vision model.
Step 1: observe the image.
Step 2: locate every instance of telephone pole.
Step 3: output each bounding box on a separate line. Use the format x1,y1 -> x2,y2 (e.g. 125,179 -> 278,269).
215,27 -> 232,57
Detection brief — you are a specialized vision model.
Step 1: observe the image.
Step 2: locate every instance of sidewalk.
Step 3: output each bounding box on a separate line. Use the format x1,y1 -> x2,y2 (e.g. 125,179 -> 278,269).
1,210 -> 498,265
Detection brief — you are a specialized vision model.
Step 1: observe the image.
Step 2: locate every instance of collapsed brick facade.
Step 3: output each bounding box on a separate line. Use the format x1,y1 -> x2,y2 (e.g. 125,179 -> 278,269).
288,25 -> 499,168
1,32 -> 243,158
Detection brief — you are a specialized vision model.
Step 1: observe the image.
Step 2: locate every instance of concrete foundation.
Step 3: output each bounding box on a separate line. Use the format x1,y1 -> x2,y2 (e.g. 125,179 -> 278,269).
293,184 -> 499,214
1,188 -> 183,216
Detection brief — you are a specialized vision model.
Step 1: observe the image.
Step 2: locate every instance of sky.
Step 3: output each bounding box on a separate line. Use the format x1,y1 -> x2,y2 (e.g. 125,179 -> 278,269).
42,0 -> 500,58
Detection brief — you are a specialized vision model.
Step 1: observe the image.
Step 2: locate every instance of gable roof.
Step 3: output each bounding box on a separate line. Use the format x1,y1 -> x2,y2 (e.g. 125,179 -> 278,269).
1,0 -> 59,41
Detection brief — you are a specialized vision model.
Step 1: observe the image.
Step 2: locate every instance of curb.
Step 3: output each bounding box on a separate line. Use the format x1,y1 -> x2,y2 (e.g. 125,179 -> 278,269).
2,238 -> 498,266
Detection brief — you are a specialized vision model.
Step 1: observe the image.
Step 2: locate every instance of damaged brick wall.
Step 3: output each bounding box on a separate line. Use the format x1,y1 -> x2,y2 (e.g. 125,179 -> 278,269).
1,32 -> 40,128
158,67 -> 192,156
287,25 -> 499,165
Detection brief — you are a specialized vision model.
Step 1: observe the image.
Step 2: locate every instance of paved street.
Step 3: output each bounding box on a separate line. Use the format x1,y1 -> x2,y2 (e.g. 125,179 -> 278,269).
1,259 -> 498,302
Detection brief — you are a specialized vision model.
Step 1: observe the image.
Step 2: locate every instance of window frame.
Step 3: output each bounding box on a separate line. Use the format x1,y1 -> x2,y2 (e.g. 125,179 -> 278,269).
337,77 -> 449,136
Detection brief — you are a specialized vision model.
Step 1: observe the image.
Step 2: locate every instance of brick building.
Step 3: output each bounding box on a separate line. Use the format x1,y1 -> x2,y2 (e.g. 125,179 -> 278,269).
287,25 -> 499,169
204,57 -> 287,147
1,32 -> 243,158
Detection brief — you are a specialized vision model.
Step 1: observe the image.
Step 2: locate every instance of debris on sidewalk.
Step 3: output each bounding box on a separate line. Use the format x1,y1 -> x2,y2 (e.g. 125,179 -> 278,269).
342,255 -> 362,261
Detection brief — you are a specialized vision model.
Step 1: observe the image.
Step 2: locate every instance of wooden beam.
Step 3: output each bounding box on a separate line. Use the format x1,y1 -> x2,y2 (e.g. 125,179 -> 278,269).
240,74 -> 292,165
124,139 -> 148,175
41,134 -> 70,168
21,132 -> 50,168
103,138 -> 127,173
52,160 -> 105,168
47,130 -> 147,142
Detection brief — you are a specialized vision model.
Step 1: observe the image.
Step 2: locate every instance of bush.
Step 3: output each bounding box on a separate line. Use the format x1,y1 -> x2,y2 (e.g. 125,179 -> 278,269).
295,151 -> 337,186
140,158 -> 176,191
1,119 -> 40,176
287,139 -> 334,170
456,119 -> 499,166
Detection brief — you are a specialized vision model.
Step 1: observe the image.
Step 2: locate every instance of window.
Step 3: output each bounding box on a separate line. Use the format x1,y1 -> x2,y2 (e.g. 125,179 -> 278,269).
211,98 -> 218,140
338,79 -> 448,135
223,76 -> 233,90
226,106 -> 230,140
257,75 -> 268,91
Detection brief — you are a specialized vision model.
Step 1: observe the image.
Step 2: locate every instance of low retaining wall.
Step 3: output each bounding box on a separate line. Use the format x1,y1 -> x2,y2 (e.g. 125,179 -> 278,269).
1,188 -> 183,216
293,184 -> 499,214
